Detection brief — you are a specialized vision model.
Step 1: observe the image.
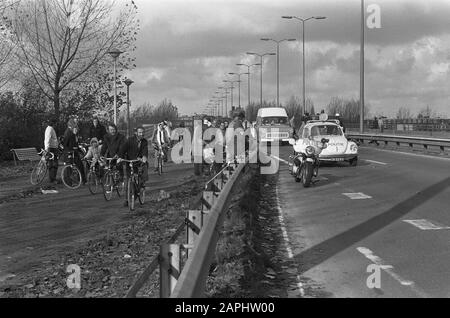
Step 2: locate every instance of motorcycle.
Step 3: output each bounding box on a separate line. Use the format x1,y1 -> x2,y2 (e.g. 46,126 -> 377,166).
289,137 -> 329,188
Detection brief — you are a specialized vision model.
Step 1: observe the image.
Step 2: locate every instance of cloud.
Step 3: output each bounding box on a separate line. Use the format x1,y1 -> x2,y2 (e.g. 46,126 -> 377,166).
129,0 -> 450,117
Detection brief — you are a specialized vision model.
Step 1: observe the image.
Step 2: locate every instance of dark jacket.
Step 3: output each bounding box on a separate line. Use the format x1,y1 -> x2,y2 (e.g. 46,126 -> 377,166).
119,136 -> 148,160
101,133 -> 126,158
63,129 -> 80,151
89,123 -> 107,142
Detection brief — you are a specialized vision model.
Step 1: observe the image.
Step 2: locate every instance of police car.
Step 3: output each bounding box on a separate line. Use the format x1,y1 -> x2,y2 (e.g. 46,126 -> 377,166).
298,114 -> 358,166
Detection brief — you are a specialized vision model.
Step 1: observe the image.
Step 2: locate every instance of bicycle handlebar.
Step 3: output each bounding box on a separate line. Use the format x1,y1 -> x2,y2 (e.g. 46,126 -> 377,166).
38,149 -> 55,161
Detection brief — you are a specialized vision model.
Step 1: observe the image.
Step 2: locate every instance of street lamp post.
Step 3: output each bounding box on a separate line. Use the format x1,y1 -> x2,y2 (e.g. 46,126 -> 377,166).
223,80 -> 239,114
282,16 -> 326,115
228,72 -> 249,109
260,38 -> 296,107
123,78 -> 134,138
107,48 -> 124,125
218,86 -> 228,117
246,52 -> 276,107
236,63 -> 261,107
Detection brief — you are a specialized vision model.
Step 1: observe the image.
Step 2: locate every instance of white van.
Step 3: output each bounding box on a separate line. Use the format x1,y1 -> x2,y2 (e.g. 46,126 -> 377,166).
256,107 -> 292,143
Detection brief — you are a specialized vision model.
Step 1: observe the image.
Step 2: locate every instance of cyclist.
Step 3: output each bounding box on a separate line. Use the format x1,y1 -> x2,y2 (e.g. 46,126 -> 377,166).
44,117 -> 59,184
83,137 -> 105,177
101,123 -> 126,180
62,125 -> 86,184
151,122 -> 169,172
118,126 -> 149,207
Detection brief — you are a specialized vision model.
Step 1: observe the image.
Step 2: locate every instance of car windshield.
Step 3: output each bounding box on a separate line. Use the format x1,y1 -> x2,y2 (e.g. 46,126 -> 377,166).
262,117 -> 288,125
310,125 -> 342,137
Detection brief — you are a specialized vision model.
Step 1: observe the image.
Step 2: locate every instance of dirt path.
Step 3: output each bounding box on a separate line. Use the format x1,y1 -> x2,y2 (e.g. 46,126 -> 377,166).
0,162 -> 194,285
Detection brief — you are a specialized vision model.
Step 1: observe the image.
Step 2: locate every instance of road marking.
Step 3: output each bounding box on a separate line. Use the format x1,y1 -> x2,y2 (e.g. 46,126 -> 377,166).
275,186 -> 305,297
356,247 -> 429,297
364,159 -> 387,165
343,192 -> 372,200
403,219 -> 450,230
271,155 -> 289,165
367,147 -> 450,162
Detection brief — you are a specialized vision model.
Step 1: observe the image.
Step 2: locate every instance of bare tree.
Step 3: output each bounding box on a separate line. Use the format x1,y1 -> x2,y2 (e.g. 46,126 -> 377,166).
10,0 -> 138,118
0,0 -> 20,89
396,106 -> 412,119
418,105 -> 435,119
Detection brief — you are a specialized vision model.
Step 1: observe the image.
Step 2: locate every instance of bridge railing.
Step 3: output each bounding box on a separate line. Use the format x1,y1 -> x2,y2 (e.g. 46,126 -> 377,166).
126,151 -> 255,298
346,133 -> 450,154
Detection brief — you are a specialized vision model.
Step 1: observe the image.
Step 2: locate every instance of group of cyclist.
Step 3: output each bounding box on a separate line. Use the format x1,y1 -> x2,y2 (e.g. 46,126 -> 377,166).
43,115 -> 174,207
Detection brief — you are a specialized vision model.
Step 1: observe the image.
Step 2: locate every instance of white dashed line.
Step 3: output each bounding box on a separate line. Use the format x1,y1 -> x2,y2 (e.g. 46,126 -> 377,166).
343,192 -> 372,200
357,247 -> 428,297
275,186 -> 305,297
403,219 -> 450,230
364,159 -> 387,165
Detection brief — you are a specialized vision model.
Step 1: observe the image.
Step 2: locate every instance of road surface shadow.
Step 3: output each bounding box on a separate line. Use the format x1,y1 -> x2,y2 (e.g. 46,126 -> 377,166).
293,176 -> 450,275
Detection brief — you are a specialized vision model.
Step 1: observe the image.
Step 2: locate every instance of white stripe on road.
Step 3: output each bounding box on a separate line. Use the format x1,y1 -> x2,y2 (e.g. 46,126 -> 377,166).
403,219 -> 450,230
364,159 -> 388,165
343,192 -> 372,200
357,247 -> 428,297
271,155 -> 290,165
275,186 -> 305,297
367,147 -> 450,162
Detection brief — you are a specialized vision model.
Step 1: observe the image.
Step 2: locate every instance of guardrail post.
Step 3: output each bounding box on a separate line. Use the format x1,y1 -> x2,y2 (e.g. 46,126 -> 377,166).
186,210 -> 202,258
160,244 -> 181,298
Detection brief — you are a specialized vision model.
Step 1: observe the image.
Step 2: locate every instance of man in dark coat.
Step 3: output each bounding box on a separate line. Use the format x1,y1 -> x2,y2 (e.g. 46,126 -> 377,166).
118,126 -> 148,207
101,123 -> 126,158
62,126 -> 86,184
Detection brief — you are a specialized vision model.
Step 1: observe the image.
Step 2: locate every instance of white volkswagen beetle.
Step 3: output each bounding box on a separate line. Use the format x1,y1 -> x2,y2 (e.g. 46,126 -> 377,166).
296,116 -> 358,166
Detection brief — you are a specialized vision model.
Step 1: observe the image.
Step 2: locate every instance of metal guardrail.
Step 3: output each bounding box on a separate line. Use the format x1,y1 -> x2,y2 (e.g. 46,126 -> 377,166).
125,152 -> 254,298
347,133 -> 450,153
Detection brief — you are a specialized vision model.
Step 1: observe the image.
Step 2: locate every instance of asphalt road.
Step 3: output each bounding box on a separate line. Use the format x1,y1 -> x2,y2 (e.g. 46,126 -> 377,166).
272,145 -> 450,298
0,162 -> 194,284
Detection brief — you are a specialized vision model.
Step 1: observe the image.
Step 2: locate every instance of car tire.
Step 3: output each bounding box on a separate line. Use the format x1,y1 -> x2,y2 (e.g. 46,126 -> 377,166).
349,157 -> 358,167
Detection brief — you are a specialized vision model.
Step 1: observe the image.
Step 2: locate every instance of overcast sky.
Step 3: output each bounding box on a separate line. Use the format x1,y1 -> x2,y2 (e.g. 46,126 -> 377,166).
128,0 -> 450,118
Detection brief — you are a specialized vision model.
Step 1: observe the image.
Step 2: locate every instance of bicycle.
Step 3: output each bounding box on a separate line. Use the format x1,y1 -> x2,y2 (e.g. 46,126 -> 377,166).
61,149 -> 83,190
84,159 -> 103,195
30,149 -> 55,185
155,146 -> 165,176
102,157 -> 125,201
122,159 -> 146,211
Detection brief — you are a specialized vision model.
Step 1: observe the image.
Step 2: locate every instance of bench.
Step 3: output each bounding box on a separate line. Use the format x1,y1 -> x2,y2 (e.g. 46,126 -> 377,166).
10,148 -> 41,166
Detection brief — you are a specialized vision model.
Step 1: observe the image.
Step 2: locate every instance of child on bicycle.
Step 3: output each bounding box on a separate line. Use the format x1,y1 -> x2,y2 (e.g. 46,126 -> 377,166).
83,138 -> 105,176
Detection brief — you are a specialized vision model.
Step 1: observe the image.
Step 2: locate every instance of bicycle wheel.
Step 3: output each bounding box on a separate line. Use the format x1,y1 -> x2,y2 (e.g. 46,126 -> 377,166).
115,172 -> 125,197
127,178 -> 136,211
61,165 -> 82,190
102,172 -> 114,201
31,159 -> 47,185
87,171 -> 99,195
158,155 -> 163,176
138,181 -> 145,205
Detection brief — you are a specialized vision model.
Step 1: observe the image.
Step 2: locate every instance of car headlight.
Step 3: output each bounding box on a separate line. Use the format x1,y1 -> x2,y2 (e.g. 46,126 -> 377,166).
305,146 -> 315,155
350,144 -> 358,152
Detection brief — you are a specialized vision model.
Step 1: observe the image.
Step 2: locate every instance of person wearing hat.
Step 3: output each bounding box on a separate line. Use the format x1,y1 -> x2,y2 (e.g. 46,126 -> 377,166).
44,117 -> 59,184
